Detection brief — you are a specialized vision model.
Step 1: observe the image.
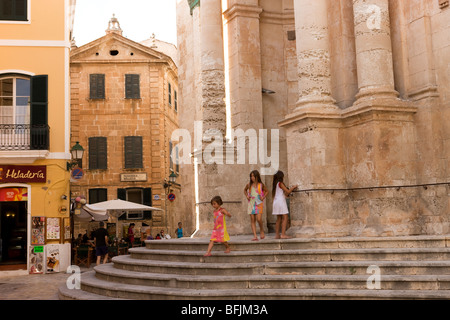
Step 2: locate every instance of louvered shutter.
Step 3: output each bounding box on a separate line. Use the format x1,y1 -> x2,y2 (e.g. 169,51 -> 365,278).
89,137 -> 107,169
90,74 -> 105,99
124,136 -> 143,169
125,74 -> 140,99
30,75 -> 49,150
143,188 -> 152,219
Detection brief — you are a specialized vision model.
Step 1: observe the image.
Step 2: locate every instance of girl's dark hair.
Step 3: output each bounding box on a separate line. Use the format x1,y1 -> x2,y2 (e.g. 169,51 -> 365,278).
211,196 -> 223,206
272,171 -> 284,197
249,170 -> 263,187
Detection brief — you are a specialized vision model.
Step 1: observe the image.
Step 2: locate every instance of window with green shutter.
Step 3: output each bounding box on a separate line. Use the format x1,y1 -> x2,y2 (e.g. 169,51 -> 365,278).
125,74 -> 140,99
89,137 -> 107,170
30,75 -> 49,150
0,0 -> 28,21
168,82 -> 172,106
124,136 -> 143,169
174,90 -> 178,112
89,188 -> 107,204
89,74 -> 105,99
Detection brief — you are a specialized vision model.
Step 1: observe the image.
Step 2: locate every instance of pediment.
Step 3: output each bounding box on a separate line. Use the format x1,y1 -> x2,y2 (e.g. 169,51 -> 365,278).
70,33 -> 172,65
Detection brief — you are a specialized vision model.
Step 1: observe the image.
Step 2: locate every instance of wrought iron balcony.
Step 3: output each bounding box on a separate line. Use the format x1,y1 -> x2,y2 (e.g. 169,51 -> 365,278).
0,124 -> 50,151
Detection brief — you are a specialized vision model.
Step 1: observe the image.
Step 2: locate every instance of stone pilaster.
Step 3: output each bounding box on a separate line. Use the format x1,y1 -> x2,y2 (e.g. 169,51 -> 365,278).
352,0 -> 399,103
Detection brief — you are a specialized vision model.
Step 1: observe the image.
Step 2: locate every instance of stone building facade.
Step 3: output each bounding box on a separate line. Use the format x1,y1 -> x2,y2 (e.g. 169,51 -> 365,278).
176,0 -> 450,238
70,18 -> 180,239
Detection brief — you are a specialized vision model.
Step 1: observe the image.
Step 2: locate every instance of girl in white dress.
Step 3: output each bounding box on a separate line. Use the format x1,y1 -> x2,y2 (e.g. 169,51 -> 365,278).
272,171 -> 298,239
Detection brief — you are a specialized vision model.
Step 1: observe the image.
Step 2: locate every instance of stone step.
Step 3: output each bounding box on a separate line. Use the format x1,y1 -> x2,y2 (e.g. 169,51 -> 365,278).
129,247 -> 450,263
76,271 -> 450,300
111,255 -> 450,276
145,235 -> 450,251
93,263 -> 450,291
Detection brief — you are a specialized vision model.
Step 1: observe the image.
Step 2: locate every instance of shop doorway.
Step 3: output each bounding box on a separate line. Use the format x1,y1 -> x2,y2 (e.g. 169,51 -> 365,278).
0,201 -> 27,268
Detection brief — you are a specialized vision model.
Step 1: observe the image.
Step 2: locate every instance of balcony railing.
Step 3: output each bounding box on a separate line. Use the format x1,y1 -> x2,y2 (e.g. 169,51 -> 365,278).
0,124 -> 50,151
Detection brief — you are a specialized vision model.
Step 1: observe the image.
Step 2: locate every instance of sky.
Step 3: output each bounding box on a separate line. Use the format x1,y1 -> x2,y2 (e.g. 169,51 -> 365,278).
72,0 -> 177,47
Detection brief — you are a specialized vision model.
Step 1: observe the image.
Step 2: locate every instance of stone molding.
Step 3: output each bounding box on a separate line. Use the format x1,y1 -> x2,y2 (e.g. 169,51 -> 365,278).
223,4 -> 263,22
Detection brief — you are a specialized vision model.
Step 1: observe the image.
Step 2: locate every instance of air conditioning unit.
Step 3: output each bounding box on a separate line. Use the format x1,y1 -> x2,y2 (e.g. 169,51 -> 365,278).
126,211 -> 144,220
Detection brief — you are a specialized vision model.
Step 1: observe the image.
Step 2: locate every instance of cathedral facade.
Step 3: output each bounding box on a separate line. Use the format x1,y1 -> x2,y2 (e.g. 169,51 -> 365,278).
176,0 -> 450,238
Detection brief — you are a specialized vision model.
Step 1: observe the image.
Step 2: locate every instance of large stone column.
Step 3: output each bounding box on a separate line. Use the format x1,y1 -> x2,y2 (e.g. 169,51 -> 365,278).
293,0 -> 337,112
192,0 -> 228,238
280,0 -> 347,238
352,0 -> 398,103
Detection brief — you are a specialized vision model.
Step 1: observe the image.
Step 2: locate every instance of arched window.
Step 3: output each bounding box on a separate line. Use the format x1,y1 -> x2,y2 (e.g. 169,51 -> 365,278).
0,75 -> 30,125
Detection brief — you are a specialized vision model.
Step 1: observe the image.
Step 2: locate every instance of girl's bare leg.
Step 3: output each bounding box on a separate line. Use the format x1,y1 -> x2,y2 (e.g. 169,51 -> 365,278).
250,215 -> 258,240
224,242 -> 231,253
258,213 -> 265,239
275,215 -> 282,239
281,215 -> 291,239
204,241 -> 214,256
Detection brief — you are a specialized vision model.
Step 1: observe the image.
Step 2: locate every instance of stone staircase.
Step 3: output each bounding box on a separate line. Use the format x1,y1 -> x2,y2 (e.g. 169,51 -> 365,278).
59,235 -> 450,300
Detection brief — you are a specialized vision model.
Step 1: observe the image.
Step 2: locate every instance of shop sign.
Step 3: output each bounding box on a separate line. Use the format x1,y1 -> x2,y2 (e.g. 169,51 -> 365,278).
0,187 -> 28,201
0,165 -> 46,183
120,173 -> 147,182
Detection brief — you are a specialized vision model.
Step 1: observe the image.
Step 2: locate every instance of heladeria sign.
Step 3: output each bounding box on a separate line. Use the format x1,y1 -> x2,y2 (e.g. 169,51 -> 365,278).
0,165 -> 47,183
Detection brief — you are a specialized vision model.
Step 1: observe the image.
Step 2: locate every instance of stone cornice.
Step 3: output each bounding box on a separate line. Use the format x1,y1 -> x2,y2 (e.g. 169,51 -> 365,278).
259,10 -> 295,25
223,4 -> 263,22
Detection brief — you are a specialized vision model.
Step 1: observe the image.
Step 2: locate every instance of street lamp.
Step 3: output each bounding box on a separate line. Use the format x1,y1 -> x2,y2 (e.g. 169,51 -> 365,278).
164,172 -> 179,191
67,141 -> 84,171
169,172 -> 177,184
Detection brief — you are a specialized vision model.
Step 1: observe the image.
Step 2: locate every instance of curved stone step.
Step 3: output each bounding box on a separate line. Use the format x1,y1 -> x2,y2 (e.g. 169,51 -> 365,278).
93,263 -> 450,291
145,235 -> 450,251
129,247 -> 450,263
111,255 -> 450,276
77,270 -> 450,300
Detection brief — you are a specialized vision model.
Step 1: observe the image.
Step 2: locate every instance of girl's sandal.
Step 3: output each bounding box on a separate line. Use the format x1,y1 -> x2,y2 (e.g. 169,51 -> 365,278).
204,253 -> 212,257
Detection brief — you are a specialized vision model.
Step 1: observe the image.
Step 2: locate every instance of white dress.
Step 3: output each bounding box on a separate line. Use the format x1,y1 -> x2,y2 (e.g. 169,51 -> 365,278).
272,182 -> 289,215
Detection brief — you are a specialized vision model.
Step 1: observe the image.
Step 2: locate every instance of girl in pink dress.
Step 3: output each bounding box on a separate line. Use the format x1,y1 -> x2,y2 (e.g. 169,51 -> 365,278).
204,196 -> 232,257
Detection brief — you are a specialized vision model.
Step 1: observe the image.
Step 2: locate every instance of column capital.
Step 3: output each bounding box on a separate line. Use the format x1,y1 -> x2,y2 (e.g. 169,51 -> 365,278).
223,4 -> 263,22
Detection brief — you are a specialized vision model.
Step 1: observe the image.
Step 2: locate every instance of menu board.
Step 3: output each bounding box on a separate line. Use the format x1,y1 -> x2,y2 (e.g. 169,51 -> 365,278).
29,246 -> 44,274
46,245 -> 60,273
31,217 -> 45,245
63,217 -> 71,241
46,217 -> 61,241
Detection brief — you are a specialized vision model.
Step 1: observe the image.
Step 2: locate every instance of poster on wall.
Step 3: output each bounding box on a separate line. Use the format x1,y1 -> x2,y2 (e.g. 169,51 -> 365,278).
0,187 -> 28,201
63,217 -> 71,241
31,217 -> 45,245
46,245 -> 60,273
29,246 -> 44,274
45,217 -> 61,241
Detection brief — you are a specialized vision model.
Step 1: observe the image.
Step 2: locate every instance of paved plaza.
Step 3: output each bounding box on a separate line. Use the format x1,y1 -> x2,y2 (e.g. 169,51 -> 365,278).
0,266 -> 94,300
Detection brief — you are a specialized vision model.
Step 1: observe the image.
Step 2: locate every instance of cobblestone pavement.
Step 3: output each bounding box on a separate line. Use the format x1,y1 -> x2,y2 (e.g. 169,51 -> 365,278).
0,266 -> 95,300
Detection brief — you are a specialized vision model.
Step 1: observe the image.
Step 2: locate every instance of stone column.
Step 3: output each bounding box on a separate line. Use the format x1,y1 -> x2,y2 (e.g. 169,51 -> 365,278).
293,0 -> 337,111
352,0 -> 399,103
280,0 -> 347,238
192,0 -> 228,238
200,0 -> 226,135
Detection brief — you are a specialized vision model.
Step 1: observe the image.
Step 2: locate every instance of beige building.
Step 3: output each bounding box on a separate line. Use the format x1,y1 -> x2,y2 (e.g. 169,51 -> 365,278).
176,0 -> 450,238
70,17 -> 180,240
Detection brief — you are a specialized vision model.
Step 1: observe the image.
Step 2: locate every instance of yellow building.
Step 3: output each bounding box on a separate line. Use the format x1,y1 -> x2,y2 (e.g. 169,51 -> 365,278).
0,0 -> 76,273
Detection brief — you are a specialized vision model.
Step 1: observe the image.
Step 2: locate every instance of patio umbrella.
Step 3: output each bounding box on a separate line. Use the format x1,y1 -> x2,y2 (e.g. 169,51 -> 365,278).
84,199 -> 163,238
74,206 -> 108,222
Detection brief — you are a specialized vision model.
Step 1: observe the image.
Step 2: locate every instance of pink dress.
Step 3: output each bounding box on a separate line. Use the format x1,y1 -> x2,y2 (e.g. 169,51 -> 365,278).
210,208 -> 230,243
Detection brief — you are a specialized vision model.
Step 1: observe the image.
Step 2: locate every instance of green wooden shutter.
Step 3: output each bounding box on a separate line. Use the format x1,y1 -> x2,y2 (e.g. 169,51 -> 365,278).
0,0 -> 27,21
30,75 -> 49,150
89,137 -> 107,169
124,136 -> 143,169
143,188 -> 152,219
117,188 -> 126,200
125,74 -> 140,99
90,74 -> 105,99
